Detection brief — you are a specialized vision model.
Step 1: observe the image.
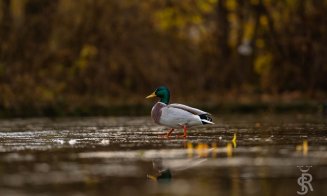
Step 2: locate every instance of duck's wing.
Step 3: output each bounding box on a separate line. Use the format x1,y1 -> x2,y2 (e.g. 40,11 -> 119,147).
168,103 -> 210,115
167,103 -> 214,125
160,105 -> 203,128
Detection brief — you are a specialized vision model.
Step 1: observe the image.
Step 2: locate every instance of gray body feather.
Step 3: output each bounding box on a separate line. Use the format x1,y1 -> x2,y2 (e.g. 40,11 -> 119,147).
151,102 -> 213,128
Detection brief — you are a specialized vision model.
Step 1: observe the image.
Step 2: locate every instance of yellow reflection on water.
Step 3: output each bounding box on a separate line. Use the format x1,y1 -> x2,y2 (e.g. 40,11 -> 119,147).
147,174 -> 157,181
186,132 -> 238,158
227,143 -> 233,158
296,139 -> 308,156
195,143 -> 203,157
212,143 -> 217,158
196,143 -> 209,158
203,143 -> 209,157
187,143 -> 217,158
232,133 -> 237,148
303,140 -> 308,156
187,142 -> 193,158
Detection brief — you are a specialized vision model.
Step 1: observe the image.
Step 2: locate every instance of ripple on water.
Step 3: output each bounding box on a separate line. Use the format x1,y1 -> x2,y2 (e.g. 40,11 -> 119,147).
0,115 -> 326,195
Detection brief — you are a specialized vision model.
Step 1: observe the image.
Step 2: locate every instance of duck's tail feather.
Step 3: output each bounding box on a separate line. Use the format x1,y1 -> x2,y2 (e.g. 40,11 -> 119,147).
199,114 -> 214,125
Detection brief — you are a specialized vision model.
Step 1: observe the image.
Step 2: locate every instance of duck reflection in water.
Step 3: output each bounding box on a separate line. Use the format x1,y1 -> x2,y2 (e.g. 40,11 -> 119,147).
147,158 -> 172,182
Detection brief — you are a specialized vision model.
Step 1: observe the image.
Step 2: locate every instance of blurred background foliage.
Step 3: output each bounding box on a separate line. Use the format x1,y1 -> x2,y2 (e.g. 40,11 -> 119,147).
0,0 -> 327,116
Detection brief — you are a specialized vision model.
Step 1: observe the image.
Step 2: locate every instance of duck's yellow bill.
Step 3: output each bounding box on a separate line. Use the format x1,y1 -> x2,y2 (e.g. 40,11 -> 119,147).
146,92 -> 156,99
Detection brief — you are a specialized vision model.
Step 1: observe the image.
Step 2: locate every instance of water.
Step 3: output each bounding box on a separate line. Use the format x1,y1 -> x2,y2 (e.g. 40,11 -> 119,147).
0,114 -> 326,195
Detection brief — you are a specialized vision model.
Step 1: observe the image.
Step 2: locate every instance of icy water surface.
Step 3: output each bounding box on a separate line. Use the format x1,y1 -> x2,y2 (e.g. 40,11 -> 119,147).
0,114 -> 326,195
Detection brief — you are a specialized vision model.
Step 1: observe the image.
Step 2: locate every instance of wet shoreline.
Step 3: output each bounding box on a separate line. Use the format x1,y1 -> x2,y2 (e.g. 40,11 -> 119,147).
0,115 -> 326,195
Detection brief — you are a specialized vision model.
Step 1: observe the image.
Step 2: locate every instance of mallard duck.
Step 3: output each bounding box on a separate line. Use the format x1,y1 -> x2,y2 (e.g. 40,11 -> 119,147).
147,158 -> 172,182
146,86 -> 214,138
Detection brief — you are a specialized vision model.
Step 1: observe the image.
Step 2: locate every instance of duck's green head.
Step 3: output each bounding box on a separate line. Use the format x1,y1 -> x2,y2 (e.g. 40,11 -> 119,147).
146,86 -> 170,104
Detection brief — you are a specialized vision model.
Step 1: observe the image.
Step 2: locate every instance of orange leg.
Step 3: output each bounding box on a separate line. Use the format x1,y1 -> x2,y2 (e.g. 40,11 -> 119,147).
183,125 -> 187,138
166,128 -> 174,138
